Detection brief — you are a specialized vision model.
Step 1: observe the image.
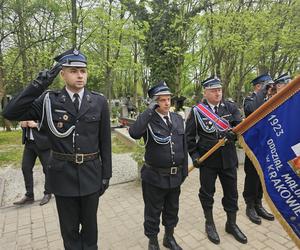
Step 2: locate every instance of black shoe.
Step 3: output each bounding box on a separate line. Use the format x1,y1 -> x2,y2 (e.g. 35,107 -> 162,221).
246,206 -> 261,225
13,196 -> 34,205
39,194 -> 52,206
205,222 -> 220,244
225,222 -> 247,244
148,237 -> 160,250
255,205 -> 274,221
163,234 -> 182,250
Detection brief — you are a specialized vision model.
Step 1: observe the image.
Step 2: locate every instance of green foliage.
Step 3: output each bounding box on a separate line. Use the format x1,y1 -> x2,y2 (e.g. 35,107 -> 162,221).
0,0 -> 299,111
111,105 -> 121,119
131,139 -> 145,167
181,0 -> 300,105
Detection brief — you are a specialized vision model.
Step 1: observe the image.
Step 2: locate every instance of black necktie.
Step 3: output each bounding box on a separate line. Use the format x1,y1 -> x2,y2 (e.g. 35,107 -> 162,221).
73,93 -> 80,113
164,116 -> 172,130
214,105 -> 218,114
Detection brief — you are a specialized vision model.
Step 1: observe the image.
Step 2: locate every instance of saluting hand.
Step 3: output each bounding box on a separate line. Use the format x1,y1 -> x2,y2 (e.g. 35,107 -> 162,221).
32,62 -> 62,88
148,97 -> 159,110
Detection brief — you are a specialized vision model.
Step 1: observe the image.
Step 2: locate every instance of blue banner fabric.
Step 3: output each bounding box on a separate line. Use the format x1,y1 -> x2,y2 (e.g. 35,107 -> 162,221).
240,90 -> 300,247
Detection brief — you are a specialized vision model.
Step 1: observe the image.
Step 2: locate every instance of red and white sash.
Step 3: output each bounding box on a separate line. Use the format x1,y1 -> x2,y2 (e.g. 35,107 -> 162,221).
194,103 -> 231,131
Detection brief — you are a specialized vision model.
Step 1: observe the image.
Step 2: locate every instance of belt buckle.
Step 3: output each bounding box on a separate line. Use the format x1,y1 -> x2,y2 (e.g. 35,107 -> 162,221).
170,167 -> 177,175
75,154 -> 84,164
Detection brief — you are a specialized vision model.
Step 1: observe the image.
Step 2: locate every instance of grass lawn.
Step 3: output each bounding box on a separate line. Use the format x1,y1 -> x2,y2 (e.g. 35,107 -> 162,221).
0,130 -> 132,168
112,134 -> 134,154
0,130 -> 24,167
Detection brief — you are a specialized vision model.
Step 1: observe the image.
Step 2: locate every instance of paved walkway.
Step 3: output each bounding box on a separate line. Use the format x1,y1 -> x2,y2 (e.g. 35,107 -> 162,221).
0,167 -> 297,250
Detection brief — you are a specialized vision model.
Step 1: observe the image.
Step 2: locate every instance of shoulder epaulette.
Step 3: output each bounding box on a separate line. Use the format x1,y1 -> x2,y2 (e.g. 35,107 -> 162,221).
46,89 -> 61,95
91,91 -> 103,96
171,112 -> 181,118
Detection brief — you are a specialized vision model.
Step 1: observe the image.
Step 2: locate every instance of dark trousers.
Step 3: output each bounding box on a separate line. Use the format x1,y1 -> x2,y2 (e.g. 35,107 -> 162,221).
142,181 -> 180,238
199,163 -> 238,213
55,192 -> 99,250
22,141 -> 50,198
243,155 -> 263,205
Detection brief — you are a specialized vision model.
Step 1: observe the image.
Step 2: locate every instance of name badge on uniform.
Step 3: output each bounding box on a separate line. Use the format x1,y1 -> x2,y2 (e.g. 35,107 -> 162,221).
54,109 -> 67,113
222,114 -> 232,119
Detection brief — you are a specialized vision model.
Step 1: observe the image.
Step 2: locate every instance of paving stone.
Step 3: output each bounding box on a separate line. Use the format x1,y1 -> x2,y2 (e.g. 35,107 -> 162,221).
0,167 -> 298,249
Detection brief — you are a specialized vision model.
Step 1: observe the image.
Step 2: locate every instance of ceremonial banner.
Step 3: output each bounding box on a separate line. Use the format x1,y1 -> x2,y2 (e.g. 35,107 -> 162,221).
238,75 -> 300,247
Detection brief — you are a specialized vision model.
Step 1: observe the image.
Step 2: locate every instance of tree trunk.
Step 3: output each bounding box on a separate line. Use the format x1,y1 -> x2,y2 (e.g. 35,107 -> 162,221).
133,40 -> 138,107
105,0 -> 113,113
71,0 -> 77,48
15,0 -> 29,85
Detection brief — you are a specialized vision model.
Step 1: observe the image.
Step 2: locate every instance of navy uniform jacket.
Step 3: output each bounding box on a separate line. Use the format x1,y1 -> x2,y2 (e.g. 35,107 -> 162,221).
186,100 -> 242,169
129,108 -> 188,189
3,83 -> 112,197
243,87 -> 268,117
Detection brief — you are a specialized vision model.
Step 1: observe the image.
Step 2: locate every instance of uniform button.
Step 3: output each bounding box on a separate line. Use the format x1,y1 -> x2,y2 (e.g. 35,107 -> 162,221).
76,120 -> 79,123
170,133 -> 172,136
77,147 -> 80,150
172,162 -> 175,165
76,134 -> 79,136
92,116 -> 96,120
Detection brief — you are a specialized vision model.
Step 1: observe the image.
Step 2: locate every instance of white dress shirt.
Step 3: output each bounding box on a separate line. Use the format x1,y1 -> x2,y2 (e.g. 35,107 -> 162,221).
65,88 -> 84,109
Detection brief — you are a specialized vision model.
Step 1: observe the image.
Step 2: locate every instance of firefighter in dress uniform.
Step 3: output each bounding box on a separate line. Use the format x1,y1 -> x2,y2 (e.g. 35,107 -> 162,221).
243,74 -> 275,225
2,49 -> 112,250
129,81 -> 188,250
274,72 -> 292,93
13,120 -> 52,206
186,77 -> 247,244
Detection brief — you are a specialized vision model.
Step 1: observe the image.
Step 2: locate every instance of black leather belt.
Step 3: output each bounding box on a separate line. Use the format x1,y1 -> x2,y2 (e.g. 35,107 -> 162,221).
52,151 -> 99,164
26,139 -> 35,143
145,163 -> 182,175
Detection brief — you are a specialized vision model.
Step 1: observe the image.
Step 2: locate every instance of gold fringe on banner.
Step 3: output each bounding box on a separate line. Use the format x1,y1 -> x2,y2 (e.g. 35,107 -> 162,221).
239,136 -> 300,248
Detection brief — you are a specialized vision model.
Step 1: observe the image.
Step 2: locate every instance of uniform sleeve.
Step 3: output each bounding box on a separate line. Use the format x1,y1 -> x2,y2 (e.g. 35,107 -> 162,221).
243,96 -> 253,117
229,102 -> 242,127
2,82 -> 45,121
99,97 -> 112,179
244,88 -> 267,115
185,108 -> 200,161
128,108 -> 154,139
182,119 -> 189,177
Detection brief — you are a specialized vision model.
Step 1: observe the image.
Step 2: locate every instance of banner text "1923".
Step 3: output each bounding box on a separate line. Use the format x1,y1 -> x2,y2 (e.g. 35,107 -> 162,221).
268,114 -> 284,137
